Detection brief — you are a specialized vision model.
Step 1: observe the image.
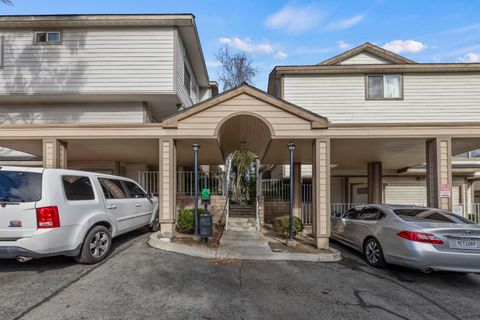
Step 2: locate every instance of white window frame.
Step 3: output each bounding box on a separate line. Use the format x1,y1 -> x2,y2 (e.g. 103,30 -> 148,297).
34,31 -> 62,45
365,74 -> 403,100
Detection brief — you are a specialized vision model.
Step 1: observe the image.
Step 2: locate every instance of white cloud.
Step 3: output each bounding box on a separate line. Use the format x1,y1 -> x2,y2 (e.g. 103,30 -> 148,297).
274,51 -> 288,60
457,52 -> 480,63
325,15 -> 364,31
265,4 -> 323,34
382,40 -> 426,54
219,37 -> 273,54
336,40 -> 351,50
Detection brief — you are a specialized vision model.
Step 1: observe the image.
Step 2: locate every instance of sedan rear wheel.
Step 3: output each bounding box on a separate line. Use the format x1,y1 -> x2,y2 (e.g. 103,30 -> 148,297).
364,238 -> 386,268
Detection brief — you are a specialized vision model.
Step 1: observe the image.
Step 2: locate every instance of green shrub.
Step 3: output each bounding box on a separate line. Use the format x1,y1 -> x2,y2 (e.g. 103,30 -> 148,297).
176,208 -> 205,233
272,215 -> 304,238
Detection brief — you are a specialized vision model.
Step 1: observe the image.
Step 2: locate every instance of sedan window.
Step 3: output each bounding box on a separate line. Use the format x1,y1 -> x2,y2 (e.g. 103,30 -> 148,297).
393,209 -> 474,224
356,208 -> 381,221
343,208 -> 362,219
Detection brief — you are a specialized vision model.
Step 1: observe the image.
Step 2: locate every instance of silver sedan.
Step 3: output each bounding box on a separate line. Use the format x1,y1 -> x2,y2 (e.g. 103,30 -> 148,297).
331,204 -> 480,273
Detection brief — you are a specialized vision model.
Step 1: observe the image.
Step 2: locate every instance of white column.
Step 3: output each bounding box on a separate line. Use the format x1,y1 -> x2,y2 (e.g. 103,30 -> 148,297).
367,162 -> 382,204
158,139 -> 176,238
426,137 -> 452,210
312,139 -> 330,249
43,139 -> 67,168
293,163 -> 302,219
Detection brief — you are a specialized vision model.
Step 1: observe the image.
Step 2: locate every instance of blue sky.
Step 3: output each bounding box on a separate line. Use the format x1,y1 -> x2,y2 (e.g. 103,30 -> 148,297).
2,0 -> 480,89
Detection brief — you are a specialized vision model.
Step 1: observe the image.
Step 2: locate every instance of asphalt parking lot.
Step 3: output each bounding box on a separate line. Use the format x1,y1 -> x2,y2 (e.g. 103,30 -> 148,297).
1,229 -> 480,320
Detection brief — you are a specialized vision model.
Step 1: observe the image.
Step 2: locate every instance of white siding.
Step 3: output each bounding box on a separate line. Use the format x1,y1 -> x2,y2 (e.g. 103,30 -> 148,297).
339,52 -> 390,65
283,73 -> 480,124
384,185 -> 460,206
0,102 -> 145,124
282,164 -> 312,178
175,29 -> 200,108
0,28 -> 175,94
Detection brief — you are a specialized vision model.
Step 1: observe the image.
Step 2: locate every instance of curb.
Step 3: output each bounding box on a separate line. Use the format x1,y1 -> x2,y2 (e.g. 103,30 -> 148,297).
148,232 -> 342,262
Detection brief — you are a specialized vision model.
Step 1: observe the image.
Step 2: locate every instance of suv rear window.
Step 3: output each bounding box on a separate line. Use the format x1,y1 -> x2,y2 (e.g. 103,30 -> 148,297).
0,171 -> 42,202
393,209 -> 474,224
62,176 -> 95,201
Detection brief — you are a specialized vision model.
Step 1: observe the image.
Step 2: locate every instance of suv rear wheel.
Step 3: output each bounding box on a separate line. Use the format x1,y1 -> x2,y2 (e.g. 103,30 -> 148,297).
75,225 -> 112,264
363,238 -> 387,268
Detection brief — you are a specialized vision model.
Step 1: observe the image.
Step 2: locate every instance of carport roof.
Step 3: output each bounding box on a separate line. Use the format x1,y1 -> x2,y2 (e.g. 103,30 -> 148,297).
161,84 -> 329,129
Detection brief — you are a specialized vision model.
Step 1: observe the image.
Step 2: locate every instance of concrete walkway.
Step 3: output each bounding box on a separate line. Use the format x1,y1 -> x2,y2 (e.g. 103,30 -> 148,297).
148,230 -> 342,262
217,230 -> 274,259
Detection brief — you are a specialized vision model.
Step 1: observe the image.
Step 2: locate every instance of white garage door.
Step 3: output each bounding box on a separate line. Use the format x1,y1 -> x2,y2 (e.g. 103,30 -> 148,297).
384,185 -> 461,206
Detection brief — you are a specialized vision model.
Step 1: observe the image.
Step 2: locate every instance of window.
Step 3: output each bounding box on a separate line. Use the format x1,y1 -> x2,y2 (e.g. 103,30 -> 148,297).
62,176 -> 95,201
124,181 -> 147,199
393,209 -> 474,224
366,74 -> 402,99
34,31 -> 62,44
0,171 -> 42,202
98,178 -> 127,200
356,207 -> 381,221
184,63 -> 191,94
343,207 -> 363,219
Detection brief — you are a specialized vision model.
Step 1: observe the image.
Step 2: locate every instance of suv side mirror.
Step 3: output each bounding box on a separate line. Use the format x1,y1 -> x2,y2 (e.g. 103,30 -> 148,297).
147,192 -> 153,199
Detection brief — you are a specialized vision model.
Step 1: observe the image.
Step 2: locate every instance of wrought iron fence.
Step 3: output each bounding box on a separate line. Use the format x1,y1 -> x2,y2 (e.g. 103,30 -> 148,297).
138,171 -> 225,196
261,179 -> 290,201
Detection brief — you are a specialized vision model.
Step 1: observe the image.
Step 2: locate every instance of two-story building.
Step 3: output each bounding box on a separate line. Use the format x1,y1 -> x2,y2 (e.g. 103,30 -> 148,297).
2,15 -> 480,249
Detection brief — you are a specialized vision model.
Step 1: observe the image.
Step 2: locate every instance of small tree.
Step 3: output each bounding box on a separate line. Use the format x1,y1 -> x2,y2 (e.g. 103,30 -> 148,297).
230,150 -> 256,203
215,47 -> 257,91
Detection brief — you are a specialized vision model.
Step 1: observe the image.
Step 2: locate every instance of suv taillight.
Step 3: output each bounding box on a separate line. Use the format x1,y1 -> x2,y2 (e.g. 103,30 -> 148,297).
36,206 -> 60,228
397,231 -> 443,244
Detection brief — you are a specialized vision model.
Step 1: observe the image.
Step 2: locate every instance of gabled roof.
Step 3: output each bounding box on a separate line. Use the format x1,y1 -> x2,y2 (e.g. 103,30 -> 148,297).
318,42 -> 416,65
161,83 -> 329,129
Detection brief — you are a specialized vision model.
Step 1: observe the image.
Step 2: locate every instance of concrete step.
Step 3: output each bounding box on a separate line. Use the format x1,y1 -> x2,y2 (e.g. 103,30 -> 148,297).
229,226 -> 258,231
228,217 -> 256,223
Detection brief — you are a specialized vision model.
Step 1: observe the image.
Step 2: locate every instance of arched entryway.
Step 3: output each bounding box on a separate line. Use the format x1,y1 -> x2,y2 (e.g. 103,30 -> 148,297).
156,84 -> 331,249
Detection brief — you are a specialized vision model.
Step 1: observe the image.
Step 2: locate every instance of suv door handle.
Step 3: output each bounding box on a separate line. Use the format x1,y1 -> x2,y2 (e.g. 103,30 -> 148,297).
136,203 -> 142,207
107,205 -> 117,210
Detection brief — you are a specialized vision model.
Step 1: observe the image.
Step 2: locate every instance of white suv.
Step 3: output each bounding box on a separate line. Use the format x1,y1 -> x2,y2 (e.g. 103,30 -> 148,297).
0,166 -> 159,264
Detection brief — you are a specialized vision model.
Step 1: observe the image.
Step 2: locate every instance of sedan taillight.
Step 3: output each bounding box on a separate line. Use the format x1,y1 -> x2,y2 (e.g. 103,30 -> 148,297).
397,231 -> 443,244
36,206 -> 60,228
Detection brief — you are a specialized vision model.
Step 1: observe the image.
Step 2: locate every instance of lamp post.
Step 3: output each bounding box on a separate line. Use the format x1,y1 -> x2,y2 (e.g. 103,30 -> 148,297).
193,144 -> 200,237
288,142 -> 295,242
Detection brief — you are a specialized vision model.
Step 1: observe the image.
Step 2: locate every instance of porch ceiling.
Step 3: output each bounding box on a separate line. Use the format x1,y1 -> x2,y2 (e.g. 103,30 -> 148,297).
65,139 -> 159,165
176,139 -> 224,166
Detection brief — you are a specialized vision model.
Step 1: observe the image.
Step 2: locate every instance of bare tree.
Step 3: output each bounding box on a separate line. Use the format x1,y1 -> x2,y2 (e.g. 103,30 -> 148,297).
215,47 -> 257,91
1,0 -> 13,5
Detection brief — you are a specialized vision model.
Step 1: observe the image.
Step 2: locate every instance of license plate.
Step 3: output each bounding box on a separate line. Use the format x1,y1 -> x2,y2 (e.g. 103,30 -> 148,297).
455,239 -> 478,249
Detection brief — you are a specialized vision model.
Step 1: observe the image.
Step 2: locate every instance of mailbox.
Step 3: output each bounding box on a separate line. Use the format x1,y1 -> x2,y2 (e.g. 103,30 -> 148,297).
199,213 -> 213,238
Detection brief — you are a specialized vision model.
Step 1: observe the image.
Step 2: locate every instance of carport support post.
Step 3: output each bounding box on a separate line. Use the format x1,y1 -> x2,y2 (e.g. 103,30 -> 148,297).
426,137 -> 452,211
293,163 -> 302,219
288,143 -> 295,241
312,139 -> 331,249
42,138 -> 67,169
158,139 -> 176,239
367,162 -> 382,204
193,144 -> 200,237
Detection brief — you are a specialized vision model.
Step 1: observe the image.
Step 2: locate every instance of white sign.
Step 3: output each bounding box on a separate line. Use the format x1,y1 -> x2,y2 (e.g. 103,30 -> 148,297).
440,184 -> 451,198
